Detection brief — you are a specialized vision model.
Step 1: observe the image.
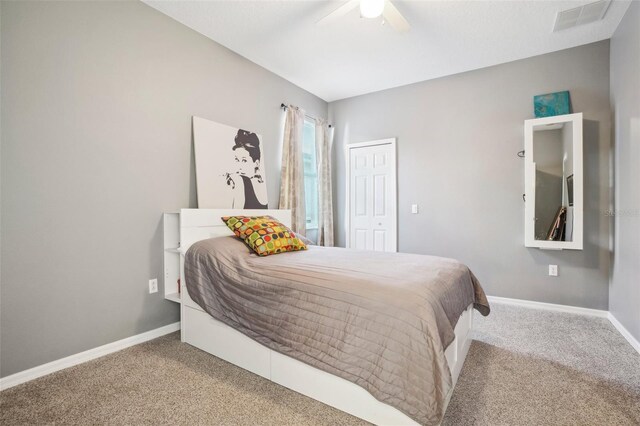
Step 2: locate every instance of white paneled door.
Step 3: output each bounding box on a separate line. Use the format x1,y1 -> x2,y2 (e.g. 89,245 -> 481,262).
347,139 -> 397,252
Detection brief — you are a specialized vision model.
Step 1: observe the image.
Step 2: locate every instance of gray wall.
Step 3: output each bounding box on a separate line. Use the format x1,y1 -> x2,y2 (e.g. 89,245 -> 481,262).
329,41 -> 611,309
610,2 -> 640,342
0,1 -> 326,377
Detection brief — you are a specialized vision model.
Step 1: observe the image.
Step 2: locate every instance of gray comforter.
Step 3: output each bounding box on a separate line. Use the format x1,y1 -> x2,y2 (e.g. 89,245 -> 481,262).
185,236 -> 490,425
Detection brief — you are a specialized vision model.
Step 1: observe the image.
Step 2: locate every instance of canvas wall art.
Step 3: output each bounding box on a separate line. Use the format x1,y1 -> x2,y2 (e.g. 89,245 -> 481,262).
533,91 -> 572,118
193,116 -> 268,209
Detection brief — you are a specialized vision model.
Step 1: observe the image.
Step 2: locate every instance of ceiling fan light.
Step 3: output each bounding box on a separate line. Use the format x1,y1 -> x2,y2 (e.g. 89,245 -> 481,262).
360,0 -> 385,19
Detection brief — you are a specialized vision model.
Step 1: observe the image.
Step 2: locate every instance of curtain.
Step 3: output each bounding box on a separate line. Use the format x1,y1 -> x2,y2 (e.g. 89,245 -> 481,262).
279,106 -> 306,234
315,118 -> 334,246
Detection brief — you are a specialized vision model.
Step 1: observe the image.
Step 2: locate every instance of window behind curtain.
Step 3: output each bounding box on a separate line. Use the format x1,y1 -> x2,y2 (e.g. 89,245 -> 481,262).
302,120 -> 318,229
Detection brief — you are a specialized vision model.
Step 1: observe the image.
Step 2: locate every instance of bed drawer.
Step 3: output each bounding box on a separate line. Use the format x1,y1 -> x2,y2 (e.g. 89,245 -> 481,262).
444,304 -> 473,388
182,306 -> 271,379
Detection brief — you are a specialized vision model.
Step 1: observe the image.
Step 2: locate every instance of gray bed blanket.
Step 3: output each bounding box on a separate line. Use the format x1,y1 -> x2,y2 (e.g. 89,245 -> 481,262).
185,236 -> 490,425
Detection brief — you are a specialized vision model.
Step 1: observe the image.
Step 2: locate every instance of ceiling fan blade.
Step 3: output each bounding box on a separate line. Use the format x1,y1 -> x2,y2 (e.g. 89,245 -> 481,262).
317,0 -> 360,26
383,0 -> 411,32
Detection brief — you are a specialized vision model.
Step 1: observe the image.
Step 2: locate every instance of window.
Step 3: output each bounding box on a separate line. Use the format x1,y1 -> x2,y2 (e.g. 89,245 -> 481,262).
302,120 -> 318,229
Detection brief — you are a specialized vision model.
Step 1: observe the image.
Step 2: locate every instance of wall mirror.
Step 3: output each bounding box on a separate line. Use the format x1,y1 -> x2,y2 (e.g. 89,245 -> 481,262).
524,113 -> 583,250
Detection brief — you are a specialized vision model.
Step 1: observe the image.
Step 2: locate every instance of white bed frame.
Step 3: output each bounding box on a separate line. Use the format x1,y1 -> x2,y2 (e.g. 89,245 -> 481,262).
170,208 -> 473,426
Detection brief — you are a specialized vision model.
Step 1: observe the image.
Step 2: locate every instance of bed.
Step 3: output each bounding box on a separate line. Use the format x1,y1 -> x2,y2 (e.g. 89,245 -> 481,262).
175,208 -> 489,426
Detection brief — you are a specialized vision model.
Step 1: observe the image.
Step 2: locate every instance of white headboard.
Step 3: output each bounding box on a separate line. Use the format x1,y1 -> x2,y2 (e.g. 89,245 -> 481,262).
179,209 -> 292,253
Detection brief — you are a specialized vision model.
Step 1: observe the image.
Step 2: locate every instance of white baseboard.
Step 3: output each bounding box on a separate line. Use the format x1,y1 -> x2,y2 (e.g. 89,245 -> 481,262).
607,312 -> 640,354
0,322 -> 180,391
3,298 -> 637,391
487,295 -> 609,318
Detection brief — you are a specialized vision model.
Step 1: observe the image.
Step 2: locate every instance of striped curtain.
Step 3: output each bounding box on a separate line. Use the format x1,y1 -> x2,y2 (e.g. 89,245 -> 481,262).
279,106 -> 306,234
315,119 -> 334,246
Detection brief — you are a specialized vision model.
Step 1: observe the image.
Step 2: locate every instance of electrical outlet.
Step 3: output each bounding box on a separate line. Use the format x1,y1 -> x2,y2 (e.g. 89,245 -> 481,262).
411,204 -> 419,214
549,265 -> 558,277
149,278 -> 158,294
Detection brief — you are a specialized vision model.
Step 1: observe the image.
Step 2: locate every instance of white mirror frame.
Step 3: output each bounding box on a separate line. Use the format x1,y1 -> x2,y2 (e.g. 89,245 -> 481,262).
524,112 -> 583,250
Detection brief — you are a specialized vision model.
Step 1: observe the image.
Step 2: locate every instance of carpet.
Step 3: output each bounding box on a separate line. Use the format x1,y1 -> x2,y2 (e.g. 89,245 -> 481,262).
1,303 -> 638,425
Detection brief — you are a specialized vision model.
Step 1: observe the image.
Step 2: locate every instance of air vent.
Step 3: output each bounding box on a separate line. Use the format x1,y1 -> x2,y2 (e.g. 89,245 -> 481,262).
553,0 -> 611,32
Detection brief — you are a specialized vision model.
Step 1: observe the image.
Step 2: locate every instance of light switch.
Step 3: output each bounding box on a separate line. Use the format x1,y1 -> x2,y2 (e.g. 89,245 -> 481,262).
549,265 -> 558,276
411,204 -> 419,214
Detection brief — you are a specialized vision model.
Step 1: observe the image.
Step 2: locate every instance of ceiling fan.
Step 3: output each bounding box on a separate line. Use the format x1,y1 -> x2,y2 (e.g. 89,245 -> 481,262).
317,0 -> 411,33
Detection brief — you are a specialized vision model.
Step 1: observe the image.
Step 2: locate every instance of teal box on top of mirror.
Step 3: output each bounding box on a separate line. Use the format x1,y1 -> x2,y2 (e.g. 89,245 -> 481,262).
533,91 -> 572,118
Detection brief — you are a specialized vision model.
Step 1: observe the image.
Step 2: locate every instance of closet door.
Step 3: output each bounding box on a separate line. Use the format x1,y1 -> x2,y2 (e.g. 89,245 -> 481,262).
347,139 -> 397,252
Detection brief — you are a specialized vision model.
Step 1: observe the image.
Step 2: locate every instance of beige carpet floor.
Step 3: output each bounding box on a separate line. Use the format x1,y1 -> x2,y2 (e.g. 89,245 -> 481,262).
1,303 -> 639,425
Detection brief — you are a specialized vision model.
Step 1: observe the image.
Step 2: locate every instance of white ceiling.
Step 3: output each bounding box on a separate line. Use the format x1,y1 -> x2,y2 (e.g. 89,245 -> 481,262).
144,0 -> 632,102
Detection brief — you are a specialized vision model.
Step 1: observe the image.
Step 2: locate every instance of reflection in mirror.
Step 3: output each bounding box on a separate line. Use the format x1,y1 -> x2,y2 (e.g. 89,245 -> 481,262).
532,122 -> 574,241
